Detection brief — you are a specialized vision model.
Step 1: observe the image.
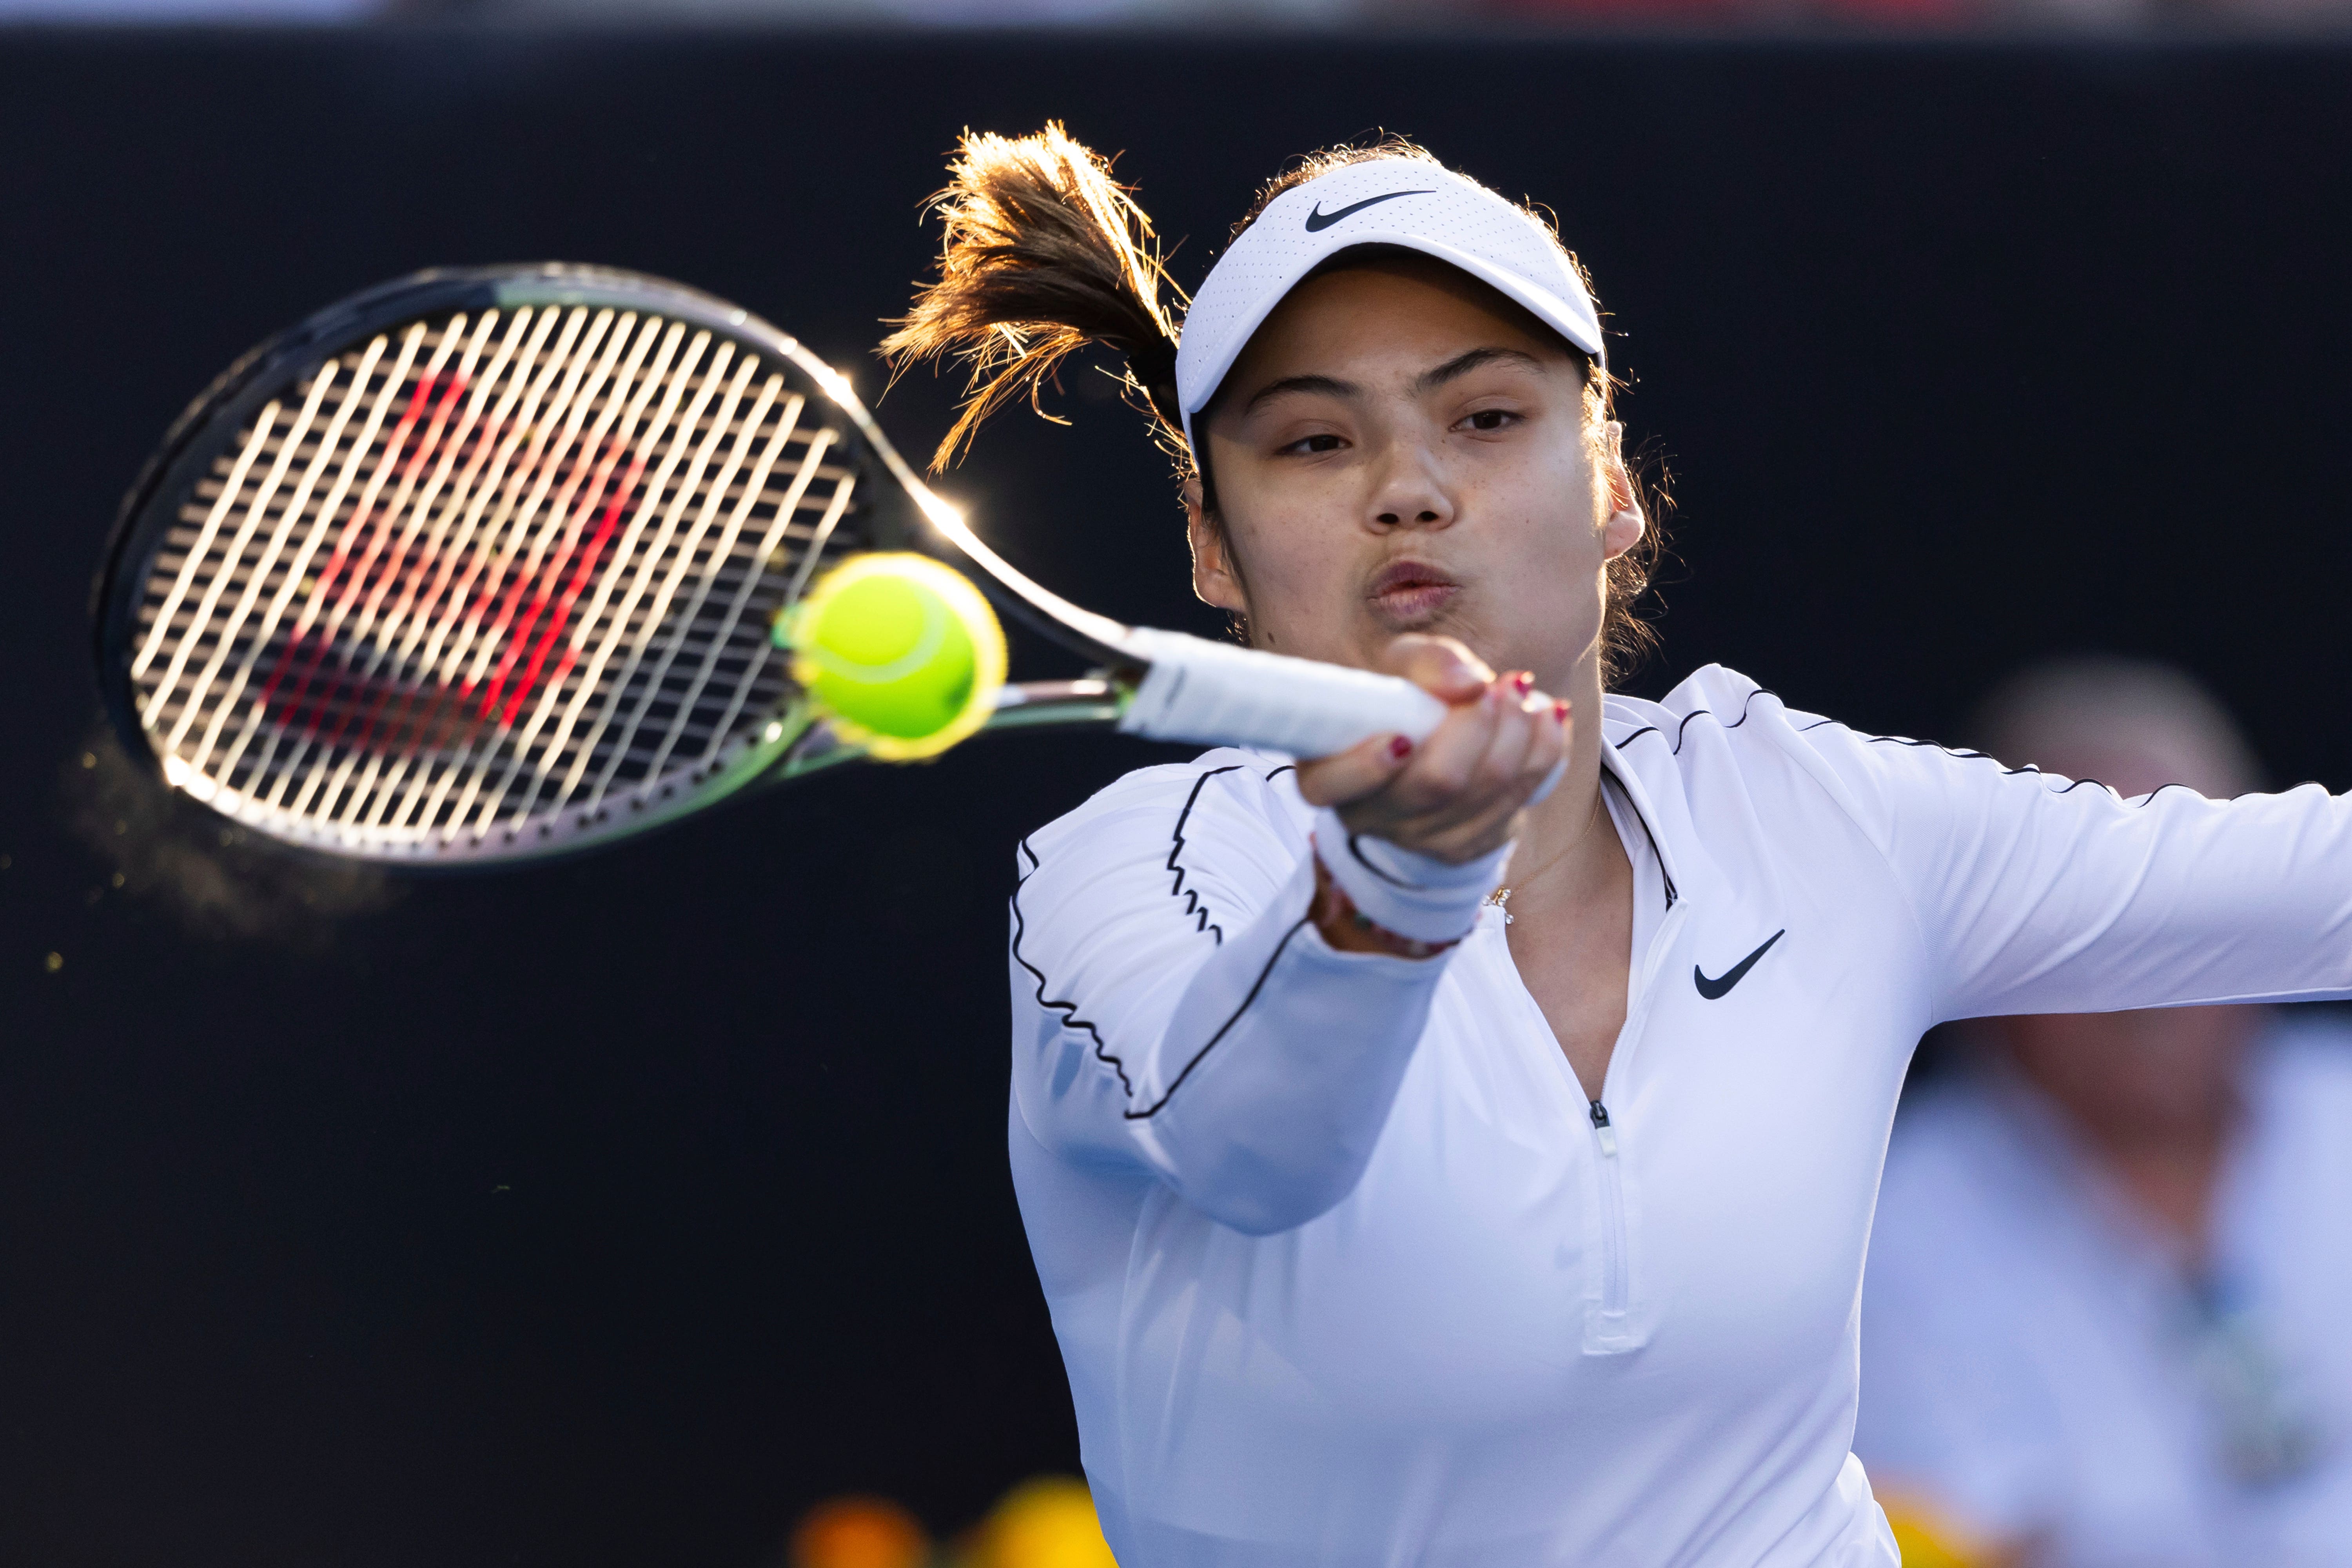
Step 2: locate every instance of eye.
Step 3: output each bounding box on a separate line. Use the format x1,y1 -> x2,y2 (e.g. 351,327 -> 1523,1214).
1279,432 -> 1347,456
1460,408 -> 1519,434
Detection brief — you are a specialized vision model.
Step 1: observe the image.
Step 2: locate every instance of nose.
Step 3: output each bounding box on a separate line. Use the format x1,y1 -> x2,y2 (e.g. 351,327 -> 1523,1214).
1367,430 -> 1455,532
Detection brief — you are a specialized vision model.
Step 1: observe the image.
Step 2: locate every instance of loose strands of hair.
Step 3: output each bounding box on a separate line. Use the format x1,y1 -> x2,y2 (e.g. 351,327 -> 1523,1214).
880,124 -> 1187,472
1226,134 -> 1445,239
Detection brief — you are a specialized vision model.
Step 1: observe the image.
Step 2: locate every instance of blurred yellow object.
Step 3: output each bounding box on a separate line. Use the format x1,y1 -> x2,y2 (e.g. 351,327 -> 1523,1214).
1878,1491 -> 1990,1568
789,1495 -> 932,1568
970,1476 -> 1118,1568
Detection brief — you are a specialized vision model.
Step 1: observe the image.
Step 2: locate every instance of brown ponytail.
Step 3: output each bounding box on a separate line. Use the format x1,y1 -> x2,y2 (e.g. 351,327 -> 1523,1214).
880,123 -> 1186,472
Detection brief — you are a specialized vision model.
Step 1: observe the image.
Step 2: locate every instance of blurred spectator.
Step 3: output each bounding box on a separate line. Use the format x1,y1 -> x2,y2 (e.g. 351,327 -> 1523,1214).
1857,655 -> 2352,1567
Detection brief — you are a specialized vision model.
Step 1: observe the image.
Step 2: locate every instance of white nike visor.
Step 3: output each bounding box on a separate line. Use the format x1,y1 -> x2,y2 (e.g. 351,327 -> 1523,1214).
1173,158 -> 1605,450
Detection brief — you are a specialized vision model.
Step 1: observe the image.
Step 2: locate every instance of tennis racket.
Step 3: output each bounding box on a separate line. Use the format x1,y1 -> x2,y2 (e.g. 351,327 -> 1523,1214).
94,263 -> 1446,866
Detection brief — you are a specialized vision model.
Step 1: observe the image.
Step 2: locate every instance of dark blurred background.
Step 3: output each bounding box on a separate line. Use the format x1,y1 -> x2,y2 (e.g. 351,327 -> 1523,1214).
3,27 -> 2350,1568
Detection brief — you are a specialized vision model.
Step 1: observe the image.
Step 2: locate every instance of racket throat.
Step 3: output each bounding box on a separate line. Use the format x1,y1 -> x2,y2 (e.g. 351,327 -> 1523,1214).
984,678 -> 1127,732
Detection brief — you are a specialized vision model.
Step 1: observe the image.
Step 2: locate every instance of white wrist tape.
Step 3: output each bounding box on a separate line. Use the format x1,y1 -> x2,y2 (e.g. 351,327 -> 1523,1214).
1312,808 -> 1515,944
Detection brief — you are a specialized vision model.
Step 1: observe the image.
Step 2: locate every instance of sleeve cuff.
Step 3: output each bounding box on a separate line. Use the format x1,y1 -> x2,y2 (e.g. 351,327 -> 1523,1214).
1310,807 -> 1514,944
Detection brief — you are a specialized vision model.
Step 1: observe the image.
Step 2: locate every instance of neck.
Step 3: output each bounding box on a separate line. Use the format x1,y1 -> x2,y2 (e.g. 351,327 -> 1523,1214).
1500,649 -> 1619,911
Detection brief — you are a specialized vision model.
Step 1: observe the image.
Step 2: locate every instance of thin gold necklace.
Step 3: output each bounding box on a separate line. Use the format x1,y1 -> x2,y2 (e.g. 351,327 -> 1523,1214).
1486,787 -> 1607,926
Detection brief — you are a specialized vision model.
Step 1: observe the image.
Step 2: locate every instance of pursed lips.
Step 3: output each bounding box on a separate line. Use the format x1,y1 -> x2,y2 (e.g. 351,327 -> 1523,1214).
1367,559 -> 1461,624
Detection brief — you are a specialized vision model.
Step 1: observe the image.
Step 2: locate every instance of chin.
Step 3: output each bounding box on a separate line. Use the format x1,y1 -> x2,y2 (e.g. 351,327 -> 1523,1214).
1366,601 -> 1471,647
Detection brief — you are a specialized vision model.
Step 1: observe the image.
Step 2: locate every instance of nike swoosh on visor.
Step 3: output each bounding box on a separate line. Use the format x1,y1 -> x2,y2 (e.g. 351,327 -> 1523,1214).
1303,190 -> 1435,232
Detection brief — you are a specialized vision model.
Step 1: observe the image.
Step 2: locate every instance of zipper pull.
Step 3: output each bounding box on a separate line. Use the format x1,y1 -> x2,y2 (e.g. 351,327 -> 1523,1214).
1589,1099 -> 1619,1157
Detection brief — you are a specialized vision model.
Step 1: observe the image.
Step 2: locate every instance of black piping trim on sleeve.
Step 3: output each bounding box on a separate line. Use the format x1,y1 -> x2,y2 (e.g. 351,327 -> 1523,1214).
1862,732 -> 2053,780
1011,838 -> 1138,1103
1166,765 -> 1247,944
1011,837 -> 1314,1122
1626,695 -> 2212,811
1790,710 -> 2053,785
1612,683 -> 1778,757
1864,734 -> 1998,759
1124,916 -> 1312,1121
1854,732 -> 2194,807
1161,762 -> 1303,944
1014,759 -> 1323,1121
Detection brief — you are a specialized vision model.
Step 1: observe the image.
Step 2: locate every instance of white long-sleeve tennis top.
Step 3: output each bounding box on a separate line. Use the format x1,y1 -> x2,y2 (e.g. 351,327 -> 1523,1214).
1004,664 -> 2352,1568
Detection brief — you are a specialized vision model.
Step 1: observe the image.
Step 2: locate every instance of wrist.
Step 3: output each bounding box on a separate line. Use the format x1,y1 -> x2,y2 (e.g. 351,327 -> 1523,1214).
1310,806 -> 1514,946
1310,854 -> 1463,960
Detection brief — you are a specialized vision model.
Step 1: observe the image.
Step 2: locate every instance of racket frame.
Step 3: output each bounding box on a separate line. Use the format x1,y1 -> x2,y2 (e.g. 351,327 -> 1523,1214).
93,264 -> 1136,866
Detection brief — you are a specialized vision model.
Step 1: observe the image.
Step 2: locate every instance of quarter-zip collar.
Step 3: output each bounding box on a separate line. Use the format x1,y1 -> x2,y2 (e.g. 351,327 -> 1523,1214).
1471,700 -> 1726,1361
1598,697 -> 1726,918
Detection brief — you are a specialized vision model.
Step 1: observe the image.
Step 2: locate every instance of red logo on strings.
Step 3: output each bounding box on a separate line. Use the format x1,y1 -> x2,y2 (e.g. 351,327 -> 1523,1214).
259,367 -> 647,756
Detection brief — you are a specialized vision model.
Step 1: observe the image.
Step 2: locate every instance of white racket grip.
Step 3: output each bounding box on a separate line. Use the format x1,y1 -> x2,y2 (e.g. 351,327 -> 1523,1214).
1117,628 -> 1448,759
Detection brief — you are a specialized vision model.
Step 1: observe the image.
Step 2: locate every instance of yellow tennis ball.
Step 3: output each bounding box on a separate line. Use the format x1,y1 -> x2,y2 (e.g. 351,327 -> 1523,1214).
779,554 -> 1006,761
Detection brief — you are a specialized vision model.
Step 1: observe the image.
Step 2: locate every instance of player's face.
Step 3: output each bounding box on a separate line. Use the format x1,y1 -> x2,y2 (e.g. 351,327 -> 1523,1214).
1187,258 -> 1640,690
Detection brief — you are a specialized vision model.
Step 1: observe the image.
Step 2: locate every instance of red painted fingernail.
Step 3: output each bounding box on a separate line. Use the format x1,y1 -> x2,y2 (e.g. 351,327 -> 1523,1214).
1512,671 -> 1534,696
1552,700 -> 1570,723
1389,735 -> 1414,759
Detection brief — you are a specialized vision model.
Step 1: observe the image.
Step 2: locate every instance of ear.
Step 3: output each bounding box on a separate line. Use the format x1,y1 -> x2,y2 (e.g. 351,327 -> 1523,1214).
1184,478 -> 1250,614
1599,420 -> 1646,562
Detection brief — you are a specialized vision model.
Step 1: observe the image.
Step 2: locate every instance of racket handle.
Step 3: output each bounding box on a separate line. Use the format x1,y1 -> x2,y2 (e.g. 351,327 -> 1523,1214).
1117,628 -> 1449,759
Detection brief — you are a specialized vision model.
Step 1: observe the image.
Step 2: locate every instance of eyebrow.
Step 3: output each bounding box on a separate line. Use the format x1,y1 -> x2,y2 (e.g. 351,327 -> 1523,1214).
1242,373 -> 1357,417
1238,347 -> 1552,417
1413,346 -> 1548,392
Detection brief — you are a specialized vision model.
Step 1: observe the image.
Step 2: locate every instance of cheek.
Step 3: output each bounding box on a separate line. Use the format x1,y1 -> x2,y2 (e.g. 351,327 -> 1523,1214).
1478,450 -> 1607,585
1239,506 -> 1336,583
1220,502 -> 1370,642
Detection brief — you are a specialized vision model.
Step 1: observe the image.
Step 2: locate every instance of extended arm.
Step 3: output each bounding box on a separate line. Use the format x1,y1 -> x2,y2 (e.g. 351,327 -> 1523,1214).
1783,711 -> 2352,1021
1009,641 -> 1561,1235
1008,777 -> 1495,1234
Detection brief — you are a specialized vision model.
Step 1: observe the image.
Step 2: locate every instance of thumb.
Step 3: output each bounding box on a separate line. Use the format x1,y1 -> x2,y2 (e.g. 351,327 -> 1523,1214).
1382,633 -> 1492,706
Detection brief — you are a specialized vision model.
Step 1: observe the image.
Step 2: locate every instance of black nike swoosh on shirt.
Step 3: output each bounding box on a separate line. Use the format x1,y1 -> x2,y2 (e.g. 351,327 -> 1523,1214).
1303,190 -> 1435,232
1693,929 -> 1786,1000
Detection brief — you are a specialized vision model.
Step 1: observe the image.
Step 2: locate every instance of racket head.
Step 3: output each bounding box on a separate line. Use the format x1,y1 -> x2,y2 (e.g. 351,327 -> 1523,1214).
94,263 -> 933,866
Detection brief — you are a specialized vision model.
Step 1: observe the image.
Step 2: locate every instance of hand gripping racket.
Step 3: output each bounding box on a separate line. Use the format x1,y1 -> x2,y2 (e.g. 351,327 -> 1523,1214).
93,264 -> 1446,865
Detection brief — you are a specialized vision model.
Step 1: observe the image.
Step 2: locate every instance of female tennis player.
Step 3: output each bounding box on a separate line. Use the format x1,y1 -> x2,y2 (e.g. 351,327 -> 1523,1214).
885,127 -> 2352,1567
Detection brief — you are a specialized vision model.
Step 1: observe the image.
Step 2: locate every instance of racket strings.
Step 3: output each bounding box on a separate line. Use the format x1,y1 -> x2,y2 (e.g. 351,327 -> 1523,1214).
127,304 -> 863,853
